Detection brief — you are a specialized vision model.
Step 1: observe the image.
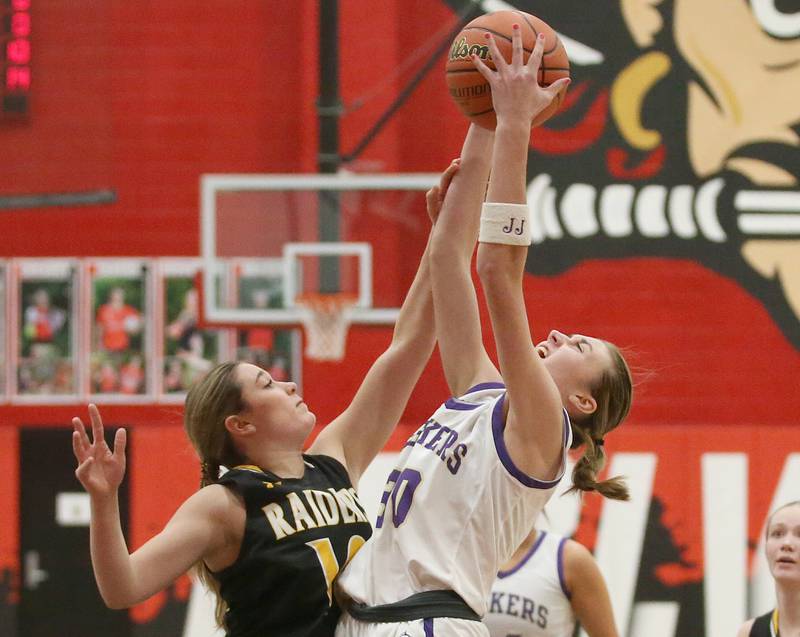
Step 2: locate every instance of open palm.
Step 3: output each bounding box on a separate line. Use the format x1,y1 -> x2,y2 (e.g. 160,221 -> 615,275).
473,28 -> 569,126
72,404 -> 127,498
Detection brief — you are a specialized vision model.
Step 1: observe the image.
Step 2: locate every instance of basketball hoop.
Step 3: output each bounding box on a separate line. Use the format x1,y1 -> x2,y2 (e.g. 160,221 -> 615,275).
294,293 -> 358,361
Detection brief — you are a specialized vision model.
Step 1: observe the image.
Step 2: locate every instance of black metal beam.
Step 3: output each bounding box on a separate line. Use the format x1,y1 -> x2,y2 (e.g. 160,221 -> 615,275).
317,0 -> 342,292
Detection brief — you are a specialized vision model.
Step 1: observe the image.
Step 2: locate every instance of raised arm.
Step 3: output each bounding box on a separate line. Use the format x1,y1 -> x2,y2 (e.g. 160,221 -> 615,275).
428,124 -> 502,397
72,405 -> 232,608
564,540 -> 619,637
308,167 -> 463,484
473,28 -> 570,479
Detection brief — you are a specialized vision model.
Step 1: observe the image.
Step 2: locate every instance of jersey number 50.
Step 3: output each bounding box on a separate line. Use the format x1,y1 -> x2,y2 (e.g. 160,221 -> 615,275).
375,468 -> 422,528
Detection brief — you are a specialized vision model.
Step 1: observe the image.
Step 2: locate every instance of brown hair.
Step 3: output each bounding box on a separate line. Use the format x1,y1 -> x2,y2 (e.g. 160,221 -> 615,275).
766,500 -> 800,539
183,361 -> 247,629
567,341 -> 633,501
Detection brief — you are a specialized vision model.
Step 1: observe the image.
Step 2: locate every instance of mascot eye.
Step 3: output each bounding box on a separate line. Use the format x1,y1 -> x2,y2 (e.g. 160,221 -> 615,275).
750,0 -> 800,38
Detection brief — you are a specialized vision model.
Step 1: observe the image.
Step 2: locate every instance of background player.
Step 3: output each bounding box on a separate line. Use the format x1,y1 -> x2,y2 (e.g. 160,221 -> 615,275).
335,27 -> 630,637
737,501 -> 800,637
485,526 -> 618,636
69,161 -> 462,636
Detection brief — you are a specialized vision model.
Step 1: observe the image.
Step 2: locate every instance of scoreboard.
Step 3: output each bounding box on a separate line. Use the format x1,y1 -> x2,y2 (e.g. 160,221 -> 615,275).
2,0 -> 30,116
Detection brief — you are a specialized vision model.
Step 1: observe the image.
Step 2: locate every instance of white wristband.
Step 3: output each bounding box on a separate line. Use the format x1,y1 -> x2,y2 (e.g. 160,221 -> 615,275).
478,202 -> 532,246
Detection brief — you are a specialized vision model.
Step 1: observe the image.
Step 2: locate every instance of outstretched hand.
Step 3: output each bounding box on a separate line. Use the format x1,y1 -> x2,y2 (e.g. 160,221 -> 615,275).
72,404 -> 127,498
425,158 -> 461,224
472,25 -> 569,127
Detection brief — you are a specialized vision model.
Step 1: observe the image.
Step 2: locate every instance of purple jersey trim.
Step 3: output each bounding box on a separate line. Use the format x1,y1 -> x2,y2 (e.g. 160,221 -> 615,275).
464,381 -> 505,394
444,397 -> 482,411
497,531 -> 548,579
557,537 -> 572,599
445,382 -> 505,411
424,617 -> 434,636
491,395 -> 570,489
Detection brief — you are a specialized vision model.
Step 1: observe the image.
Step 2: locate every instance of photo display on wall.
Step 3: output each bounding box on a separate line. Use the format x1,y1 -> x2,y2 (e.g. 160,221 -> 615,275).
88,259 -> 152,400
12,259 -> 79,401
0,260 -> 6,401
158,259 -> 233,400
228,259 -> 301,389
0,258 -> 305,402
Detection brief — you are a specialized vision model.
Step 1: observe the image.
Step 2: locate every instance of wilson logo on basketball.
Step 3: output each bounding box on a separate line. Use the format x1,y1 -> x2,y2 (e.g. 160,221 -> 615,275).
445,12 -> 569,130
448,37 -> 490,62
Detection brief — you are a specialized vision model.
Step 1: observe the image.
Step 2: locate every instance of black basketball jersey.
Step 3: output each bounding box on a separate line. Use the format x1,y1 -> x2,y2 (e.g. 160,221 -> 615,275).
750,610 -> 777,637
214,454 -> 373,637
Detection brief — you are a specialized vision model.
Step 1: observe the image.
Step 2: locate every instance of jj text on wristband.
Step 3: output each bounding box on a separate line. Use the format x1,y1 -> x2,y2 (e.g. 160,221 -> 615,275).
478,202 -> 532,246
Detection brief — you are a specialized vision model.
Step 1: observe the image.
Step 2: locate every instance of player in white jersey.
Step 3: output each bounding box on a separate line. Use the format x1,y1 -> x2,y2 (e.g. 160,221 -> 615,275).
485,529 -> 618,637
336,27 -> 632,637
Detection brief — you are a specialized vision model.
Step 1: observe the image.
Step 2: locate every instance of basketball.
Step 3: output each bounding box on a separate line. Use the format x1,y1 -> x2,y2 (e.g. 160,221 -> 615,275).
446,10 -> 570,130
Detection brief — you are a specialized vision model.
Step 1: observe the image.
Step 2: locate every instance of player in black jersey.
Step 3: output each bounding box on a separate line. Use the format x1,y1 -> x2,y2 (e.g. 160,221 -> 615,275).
737,501 -> 800,637
70,161 -> 462,637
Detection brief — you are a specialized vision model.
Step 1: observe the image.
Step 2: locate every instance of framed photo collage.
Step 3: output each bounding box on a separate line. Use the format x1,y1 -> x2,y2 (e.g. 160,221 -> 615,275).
0,258 -> 301,403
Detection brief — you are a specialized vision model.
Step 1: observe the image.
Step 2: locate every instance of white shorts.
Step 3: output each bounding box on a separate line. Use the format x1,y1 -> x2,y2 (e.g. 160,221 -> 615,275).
335,612 -> 489,637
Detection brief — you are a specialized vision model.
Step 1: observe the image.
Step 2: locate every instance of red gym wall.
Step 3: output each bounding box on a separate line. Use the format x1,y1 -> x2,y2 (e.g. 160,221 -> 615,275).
1,1 -> 799,635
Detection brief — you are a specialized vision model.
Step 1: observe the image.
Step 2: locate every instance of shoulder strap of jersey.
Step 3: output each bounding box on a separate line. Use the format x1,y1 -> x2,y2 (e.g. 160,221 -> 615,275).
304,453 -> 352,488
220,465 -> 274,483
750,610 -> 777,637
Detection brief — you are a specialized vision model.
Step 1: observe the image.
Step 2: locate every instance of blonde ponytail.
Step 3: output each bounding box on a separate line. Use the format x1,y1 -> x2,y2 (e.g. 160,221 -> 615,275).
567,341 -> 633,501
568,429 -> 629,500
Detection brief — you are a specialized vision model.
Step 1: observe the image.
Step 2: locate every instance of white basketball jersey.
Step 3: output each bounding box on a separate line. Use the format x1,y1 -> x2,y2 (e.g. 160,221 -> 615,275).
337,383 -> 572,617
484,531 -> 576,637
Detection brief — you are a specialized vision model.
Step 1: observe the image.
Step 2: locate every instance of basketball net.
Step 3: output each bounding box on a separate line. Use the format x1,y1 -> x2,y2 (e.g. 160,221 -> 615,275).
295,293 -> 358,361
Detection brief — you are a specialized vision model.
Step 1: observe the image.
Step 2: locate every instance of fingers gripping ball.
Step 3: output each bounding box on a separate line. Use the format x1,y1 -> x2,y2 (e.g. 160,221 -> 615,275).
446,10 -> 570,130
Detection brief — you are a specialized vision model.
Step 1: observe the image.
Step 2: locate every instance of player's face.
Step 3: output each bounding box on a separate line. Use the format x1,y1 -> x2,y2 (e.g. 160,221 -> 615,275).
534,330 -> 612,411
766,504 -> 800,584
235,363 -> 316,440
